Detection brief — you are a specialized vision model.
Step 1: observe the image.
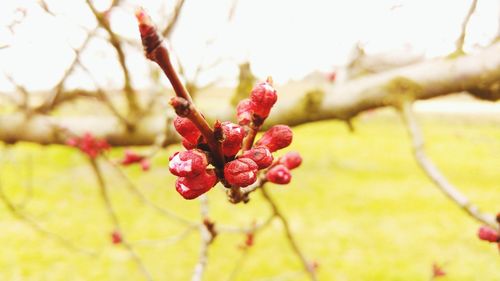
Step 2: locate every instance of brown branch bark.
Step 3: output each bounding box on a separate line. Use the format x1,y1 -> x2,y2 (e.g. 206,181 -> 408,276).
400,102 -> 498,229
1,42 -> 500,146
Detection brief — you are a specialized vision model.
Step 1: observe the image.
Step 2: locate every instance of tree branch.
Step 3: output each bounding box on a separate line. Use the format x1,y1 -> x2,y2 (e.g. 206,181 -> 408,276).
2,42 -> 500,145
399,102 -> 498,229
102,156 -> 196,226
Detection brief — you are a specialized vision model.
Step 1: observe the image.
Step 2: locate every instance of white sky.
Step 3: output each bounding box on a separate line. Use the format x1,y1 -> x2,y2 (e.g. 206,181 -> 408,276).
0,0 -> 498,91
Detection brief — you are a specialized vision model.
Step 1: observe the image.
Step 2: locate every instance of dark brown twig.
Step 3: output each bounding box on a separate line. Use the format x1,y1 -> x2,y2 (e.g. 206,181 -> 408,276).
400,102 -> 497,229
137,11 -> 225,168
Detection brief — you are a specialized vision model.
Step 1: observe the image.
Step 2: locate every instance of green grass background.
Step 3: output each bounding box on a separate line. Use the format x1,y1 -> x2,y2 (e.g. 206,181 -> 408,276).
0,110 -> 499,281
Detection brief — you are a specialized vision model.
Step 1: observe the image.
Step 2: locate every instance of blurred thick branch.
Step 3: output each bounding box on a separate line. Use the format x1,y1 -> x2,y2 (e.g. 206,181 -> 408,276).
2,42 -> 499,146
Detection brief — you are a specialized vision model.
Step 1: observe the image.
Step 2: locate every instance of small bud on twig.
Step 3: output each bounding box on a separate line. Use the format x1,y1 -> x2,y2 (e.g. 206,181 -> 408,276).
170,97 -> 191,117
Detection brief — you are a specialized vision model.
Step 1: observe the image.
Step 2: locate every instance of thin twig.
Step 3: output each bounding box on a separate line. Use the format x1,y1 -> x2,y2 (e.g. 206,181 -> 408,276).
132,224 -> 197,247
0,167 -> 96,256
260,185 -> 317,281
217,214 -> 275,234
102,156 -> 196,226
86,0 -> 140,115
456,0 -> 478,53
162,0 -> 186,38
225,214 -> 275,281
4,74 -> 29,111
191,195 -> 212,281
226,246 -> 250,281
400,102 -> 497,229
41,27 -> 98,112
89,158 -> 154,281
73,61 -> 131,127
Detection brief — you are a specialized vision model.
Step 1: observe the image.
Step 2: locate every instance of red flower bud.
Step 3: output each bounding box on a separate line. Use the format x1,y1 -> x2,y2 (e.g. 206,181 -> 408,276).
478,226 -> 499,243
169,150 -> 208,177
175,170 -> 218,200
236,98 -> 253,125
182,138 -> 197,150
120,150 -> 145,165
266,164 -> 291,185
135,7 -> 154,37
327,71 -> 337,83
221,122 -> 245,157
279,151 -> 302,170
245,233 -> 254,247
432,263 -> 446,278
255,125 -> 293,152
174,116 -> 201,144
240,146 -> 273,169
224,158 -> 258,187
140,159 -> 151,171
111,230 -> 122,244
67,133 -> 110,158
250,81 -> 277,119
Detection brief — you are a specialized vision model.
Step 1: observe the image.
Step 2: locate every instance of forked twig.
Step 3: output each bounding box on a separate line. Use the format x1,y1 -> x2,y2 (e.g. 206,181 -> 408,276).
400,102 -> 497,229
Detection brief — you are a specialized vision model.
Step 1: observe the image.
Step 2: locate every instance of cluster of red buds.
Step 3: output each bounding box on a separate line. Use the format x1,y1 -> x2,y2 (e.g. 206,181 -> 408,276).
169,80 -> 302,200
119,150 -> 151,171
135,8 -> 302,202
67,133 -> 110,158
477,213 -> 500,251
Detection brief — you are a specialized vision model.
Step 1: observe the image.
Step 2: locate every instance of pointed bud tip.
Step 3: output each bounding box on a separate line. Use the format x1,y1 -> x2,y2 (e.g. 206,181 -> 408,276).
266,76 -> 273,86
135,7 -> 148,24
